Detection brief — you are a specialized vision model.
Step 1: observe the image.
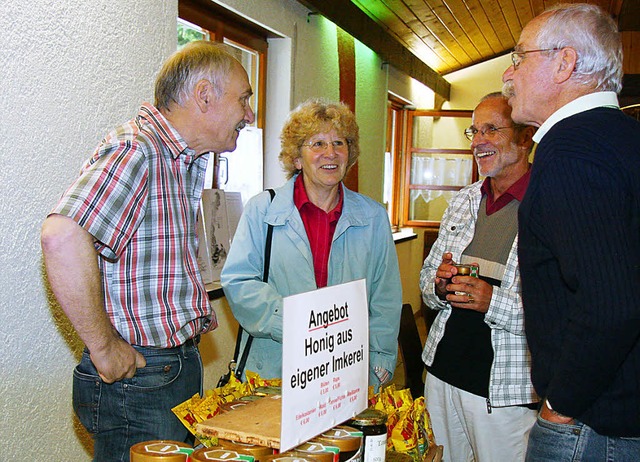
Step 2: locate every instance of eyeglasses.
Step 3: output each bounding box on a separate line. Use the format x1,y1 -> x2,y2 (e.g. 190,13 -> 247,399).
510,48 -> 560,69
301,139 -> 349,153
464,125 -> 515,141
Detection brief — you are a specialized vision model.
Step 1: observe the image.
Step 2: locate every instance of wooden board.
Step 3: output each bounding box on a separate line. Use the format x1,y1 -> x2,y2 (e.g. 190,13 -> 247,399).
195,395 -> 282,449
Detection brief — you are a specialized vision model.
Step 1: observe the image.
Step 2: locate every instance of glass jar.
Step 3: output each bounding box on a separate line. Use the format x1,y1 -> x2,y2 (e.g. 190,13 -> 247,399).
292,441 -> 338,462
348,409 -> 388,462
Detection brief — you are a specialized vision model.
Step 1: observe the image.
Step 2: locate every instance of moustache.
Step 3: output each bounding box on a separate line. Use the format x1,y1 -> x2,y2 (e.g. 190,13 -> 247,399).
502,81 -> 515,99
236,120 -> 247,131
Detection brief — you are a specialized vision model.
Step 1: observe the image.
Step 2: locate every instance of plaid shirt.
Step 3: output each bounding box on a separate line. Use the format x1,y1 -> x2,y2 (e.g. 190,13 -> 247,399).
420,181 -> 538,407
52,103 -> 216,347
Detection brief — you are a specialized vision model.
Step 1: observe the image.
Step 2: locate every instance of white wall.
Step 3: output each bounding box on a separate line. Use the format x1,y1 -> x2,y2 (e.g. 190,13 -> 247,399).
443,54 -> 513,109
0,1 -> 178,459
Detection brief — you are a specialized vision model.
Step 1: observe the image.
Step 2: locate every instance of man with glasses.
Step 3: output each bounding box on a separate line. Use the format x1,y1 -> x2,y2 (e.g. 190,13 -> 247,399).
502,3 -> 640,460
420,92 -> 537,461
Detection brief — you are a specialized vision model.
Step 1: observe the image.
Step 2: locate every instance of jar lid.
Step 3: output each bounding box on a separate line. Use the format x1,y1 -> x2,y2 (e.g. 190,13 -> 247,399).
262,453 -> 316,462
190,447 -> 244,462
218,439 -> 274,456
314,425 -> 363,451
130,440 -> 191,461
348,409 -> 387,426
291,443 -> 336,462
254,386 -> 282,396
239,394 -> 263,402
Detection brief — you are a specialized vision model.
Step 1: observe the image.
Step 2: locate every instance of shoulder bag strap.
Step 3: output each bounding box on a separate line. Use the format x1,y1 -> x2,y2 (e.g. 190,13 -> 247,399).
236,188 -> 275,379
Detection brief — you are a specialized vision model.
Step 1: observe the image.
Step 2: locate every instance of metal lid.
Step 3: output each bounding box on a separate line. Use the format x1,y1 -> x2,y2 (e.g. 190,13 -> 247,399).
190,448 -> 243,462
292,443 -> 336,462
217,439 -> 274,456
262,454 -> 316,462
348,409 -> 387,426
254,386 -> 282,396
314,426 -> 362,451
129,440 -> 191,461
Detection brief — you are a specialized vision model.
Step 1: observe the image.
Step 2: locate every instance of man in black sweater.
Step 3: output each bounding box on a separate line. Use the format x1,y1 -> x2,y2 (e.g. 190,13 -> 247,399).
502,3 -> 640,461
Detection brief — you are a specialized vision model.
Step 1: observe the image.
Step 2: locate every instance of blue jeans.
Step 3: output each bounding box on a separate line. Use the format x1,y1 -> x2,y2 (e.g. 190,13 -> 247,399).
73,338 -> 202,462
526,414 -> 640,461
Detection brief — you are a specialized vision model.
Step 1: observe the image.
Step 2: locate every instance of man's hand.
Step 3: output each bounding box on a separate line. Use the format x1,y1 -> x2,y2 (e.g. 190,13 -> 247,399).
540,399 -> 575,425
447,273 -> 493,313
90,334 -> 147,383
41,214 -> 146,383
434,252 -> 456,298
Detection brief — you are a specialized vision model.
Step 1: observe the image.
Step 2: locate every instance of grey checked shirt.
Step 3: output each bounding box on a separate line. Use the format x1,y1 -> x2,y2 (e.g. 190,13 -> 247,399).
420,181 -> 539,407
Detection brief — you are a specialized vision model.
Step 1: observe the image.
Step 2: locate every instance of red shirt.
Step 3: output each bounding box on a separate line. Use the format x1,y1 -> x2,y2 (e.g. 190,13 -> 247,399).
481,167 -> 531,215
293,175 -> 343,288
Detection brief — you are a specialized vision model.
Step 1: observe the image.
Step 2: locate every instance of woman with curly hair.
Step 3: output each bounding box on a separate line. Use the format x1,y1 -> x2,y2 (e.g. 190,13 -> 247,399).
221,99 -> 402,390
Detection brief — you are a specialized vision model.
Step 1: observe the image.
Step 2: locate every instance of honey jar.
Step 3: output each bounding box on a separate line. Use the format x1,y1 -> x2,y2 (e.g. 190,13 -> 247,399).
348,409 -> 387,462
129,440 -> 192,461
314,425 -> 363,462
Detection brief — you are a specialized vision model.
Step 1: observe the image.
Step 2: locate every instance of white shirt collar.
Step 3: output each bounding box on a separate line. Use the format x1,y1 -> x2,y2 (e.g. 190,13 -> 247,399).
532,91 -> 620,143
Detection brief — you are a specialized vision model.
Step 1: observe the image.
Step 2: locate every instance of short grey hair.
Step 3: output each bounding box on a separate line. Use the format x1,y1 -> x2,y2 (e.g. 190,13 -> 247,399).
154,41 -> 238,110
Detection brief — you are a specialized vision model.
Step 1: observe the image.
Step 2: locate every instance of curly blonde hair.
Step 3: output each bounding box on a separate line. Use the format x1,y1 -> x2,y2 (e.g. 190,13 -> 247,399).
279,99 -> 360,179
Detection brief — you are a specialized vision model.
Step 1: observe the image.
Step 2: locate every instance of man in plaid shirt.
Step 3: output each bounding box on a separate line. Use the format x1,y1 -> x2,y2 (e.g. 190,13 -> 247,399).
41,41 -> 254,461
420,93 -> 538,462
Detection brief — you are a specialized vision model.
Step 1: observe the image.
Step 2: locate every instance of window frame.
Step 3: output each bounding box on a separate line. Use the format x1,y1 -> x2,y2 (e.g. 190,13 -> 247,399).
401,109 -> 476,228
385,95 -> 409,230
179,0 -> 271,191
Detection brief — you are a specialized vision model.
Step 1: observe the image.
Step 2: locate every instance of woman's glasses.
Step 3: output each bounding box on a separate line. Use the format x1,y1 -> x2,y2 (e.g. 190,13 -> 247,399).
301,139 -> 349,153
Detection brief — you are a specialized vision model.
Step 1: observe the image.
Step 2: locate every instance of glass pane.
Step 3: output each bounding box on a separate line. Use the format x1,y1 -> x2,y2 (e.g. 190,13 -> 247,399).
410,153 -> 473,187
177,19 -> 210,48
409,189 -> 458,222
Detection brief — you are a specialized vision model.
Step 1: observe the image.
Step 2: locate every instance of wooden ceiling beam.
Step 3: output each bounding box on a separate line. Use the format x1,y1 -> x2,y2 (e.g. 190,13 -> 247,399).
297,0 -> 451,100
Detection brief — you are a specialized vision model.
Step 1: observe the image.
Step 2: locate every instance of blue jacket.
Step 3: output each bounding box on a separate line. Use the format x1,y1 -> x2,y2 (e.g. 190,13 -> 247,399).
221,175 -> 402,387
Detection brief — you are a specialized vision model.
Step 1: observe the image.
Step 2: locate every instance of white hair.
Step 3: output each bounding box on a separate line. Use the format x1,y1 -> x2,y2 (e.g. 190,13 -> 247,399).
535,3 -> 623,93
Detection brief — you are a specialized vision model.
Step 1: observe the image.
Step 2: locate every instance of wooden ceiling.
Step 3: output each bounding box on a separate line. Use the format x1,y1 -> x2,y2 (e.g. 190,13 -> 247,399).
351,0 -> 631,75
298,0 -> 639,103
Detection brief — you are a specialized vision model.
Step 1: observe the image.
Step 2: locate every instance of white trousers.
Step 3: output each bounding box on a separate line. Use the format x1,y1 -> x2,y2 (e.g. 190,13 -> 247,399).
425,373 -> 537,462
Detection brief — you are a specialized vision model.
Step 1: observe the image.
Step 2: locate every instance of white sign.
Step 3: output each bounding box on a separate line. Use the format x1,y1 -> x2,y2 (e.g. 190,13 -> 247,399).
280,279 -> 369,452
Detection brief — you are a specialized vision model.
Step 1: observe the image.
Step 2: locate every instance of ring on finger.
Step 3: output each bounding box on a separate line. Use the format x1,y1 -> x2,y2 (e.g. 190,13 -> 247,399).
467,293 -> 474,303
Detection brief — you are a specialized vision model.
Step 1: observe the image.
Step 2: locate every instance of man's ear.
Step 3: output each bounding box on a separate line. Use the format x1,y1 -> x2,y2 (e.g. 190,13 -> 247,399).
554,47 -> 578,84
194,79 -> 212,112
519,126 -> 536,150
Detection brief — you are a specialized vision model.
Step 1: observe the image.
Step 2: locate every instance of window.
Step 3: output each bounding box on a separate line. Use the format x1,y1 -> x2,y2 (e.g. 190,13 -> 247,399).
384,95 -> 409,230
178,0 -> 270,203
402,110 -> 476,227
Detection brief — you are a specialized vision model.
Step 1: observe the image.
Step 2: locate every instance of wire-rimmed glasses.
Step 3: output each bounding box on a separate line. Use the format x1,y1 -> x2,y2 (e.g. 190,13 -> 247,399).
464,125 -> 515,141
510,48 -> 560,69
301,139 -> 349,153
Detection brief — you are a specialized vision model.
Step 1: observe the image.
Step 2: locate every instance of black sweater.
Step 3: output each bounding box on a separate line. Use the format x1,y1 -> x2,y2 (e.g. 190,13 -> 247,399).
518,107 -> 640,437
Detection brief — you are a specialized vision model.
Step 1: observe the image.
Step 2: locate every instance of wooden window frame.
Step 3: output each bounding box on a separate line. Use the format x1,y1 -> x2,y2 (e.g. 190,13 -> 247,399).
386,96 -> 409,229
402,109 -> 476,228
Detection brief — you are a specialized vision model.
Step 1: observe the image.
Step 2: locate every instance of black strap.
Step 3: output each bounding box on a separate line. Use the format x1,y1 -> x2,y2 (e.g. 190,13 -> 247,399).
235,188 -> 275,380
262,188 -> 276,282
